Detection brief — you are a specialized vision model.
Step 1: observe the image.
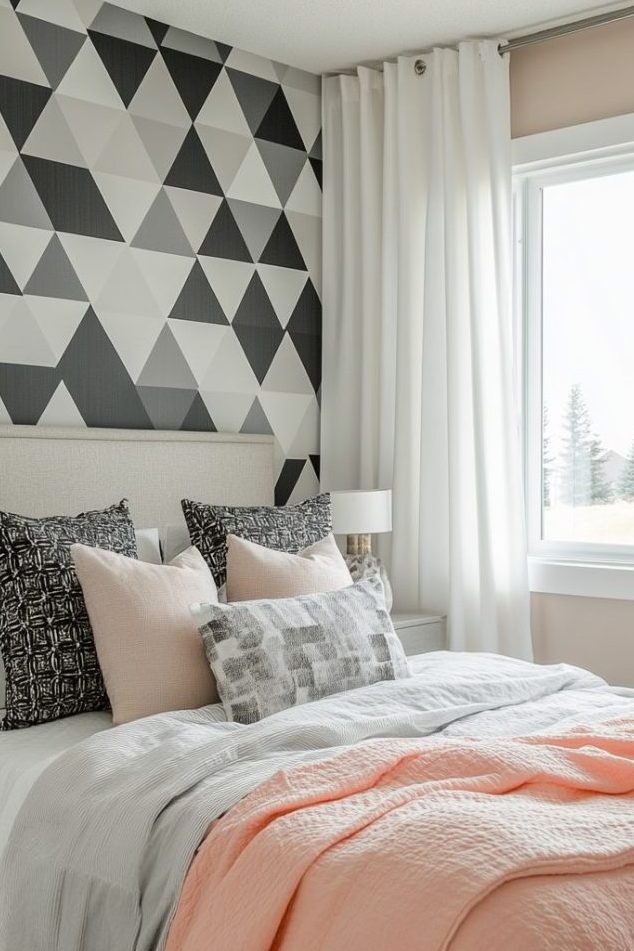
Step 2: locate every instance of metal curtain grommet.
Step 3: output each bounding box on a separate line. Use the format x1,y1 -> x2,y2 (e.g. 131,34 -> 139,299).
414,59 -> 426,75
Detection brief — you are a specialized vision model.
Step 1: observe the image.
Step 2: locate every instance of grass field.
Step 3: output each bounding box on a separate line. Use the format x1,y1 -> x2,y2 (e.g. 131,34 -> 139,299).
545,501 -> 634,545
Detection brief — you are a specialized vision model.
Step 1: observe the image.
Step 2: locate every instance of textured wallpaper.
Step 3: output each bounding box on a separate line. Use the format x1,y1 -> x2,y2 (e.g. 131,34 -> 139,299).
0,0 -> 322,504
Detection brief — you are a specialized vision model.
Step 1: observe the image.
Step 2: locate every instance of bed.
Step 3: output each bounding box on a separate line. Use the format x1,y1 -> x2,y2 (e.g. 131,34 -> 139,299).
1,427 -> 633,951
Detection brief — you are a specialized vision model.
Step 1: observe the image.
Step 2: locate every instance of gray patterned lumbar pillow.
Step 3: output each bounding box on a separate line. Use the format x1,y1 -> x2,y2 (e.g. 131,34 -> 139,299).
0,501 -> 137,730
194,575 -> 410,724
181,493 -> 331,588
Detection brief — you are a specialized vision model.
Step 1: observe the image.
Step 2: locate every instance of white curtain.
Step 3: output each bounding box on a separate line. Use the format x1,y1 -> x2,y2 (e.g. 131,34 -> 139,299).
321,43 -> 532,660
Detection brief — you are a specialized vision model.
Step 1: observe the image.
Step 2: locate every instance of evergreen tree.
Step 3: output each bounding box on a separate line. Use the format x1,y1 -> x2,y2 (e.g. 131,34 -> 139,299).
589,435 -> 611,504
543,405 -> 554,508
618,442 -> 634,501
559,384 -> 592,506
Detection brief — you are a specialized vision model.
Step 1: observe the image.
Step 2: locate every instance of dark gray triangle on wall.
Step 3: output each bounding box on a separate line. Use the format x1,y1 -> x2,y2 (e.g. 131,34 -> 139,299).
18,14 -> 85,88
164,127 -> 223,196
255,139 -> 306,206
259,213 -> 306,270
309,131 -> 322,160
232,272 -> 284,383
0,158 -> 53,230
226,68 -> 278,135
23,233 -> 88,300
23,155 -> 123,241
227,198 -> 281,263
0,75 -> 51,150
58,308 -> 152,428
145,17 -> 169,45
169,259 -> 228,324
287,279 -> 322,391
275,458 -> 305,505
255,87 -> 304,152
0,253 -> 21,295
88,30 -> 157,107
161,47 -> 222,120
198,199 -> 252,261
0,362 -> 60,424
181,391 -> 216,431
240,396 -> 273,436
136,385 -> 198,430
214,42 -> 232,63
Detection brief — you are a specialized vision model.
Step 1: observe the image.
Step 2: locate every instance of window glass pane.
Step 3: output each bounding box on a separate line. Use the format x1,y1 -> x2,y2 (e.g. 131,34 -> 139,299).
542,169 -> 634,545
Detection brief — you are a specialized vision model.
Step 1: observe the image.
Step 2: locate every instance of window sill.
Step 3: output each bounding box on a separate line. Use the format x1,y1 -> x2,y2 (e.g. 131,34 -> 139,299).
529,557 -> 634,601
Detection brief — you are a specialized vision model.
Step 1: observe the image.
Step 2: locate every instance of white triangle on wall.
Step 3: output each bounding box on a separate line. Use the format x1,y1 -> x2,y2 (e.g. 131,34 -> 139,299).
226,142 -> 281,208
38,382 -> 87,427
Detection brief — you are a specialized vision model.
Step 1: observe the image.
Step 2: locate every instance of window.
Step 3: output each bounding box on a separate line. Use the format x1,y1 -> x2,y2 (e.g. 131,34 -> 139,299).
516,145 -> 634,569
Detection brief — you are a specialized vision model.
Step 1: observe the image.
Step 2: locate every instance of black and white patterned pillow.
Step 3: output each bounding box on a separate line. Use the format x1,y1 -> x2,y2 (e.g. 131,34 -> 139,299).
181,494 -> 331,588
194,575 -> 410,724
0,501 -> 137,730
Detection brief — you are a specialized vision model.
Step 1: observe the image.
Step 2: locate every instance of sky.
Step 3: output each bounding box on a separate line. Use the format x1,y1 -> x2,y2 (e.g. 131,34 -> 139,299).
542,168 -> 634,460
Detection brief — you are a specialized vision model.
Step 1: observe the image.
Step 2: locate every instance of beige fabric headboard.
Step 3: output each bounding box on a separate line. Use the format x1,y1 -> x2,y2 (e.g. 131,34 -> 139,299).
0,426 -> 275,528
0,426 -> 275,711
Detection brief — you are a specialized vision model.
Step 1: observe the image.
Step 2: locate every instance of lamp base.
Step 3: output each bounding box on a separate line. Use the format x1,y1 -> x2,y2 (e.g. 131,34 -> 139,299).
345,552 -> 393,612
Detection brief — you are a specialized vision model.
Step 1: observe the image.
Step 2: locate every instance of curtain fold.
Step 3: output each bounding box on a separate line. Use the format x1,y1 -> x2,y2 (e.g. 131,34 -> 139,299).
321,43 -> 532,660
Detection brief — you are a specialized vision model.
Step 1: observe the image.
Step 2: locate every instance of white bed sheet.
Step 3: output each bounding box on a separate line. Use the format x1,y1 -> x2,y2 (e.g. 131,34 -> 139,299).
0,712 -> 112,856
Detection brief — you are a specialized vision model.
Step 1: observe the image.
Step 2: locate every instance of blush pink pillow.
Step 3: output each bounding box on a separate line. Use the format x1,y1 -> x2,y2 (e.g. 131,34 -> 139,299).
71,544 -> 219,725
225,532 -> 353,601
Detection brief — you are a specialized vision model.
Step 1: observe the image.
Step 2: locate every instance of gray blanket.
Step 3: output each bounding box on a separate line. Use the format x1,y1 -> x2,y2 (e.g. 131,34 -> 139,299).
1,651 -> 632,951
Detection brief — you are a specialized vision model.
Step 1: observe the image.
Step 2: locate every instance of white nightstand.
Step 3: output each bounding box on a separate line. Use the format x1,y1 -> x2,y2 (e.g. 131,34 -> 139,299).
391,612 -> 446,656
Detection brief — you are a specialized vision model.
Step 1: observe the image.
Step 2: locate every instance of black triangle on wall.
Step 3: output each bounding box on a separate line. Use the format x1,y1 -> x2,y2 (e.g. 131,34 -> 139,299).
259,213 -> 305,270
88,30 -> 156,107
0,363 -> 60,424
198,199 -> 252,262
287,279 -> 322,391
164,127 -> 223,196
0,253 -> 21,295
145,17 -> 169,45
232,273 -> 284,383
214,42 -> 232,63
0,75 -> 51,150
169,259 -> 228,324
255,87 -> 305,152
23,155 -> 123,241
161,47 -> 222,120
181,391 -> 217,431
275,458 -> 305,505
58,308 -> 153,428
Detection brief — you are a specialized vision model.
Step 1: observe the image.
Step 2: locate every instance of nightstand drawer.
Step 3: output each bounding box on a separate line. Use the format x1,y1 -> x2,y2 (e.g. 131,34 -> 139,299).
391,613 -> 446,656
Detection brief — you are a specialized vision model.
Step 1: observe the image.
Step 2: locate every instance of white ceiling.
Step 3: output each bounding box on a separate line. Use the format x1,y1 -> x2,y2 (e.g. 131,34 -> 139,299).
112,0 -> 623,73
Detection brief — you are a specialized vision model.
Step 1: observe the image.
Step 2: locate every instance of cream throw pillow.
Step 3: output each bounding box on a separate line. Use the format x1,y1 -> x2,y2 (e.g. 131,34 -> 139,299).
226,532 -> 353,601
71,544 -> 219,725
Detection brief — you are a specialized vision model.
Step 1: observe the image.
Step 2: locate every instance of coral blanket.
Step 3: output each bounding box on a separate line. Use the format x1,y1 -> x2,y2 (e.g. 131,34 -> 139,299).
167,718 -> 634,951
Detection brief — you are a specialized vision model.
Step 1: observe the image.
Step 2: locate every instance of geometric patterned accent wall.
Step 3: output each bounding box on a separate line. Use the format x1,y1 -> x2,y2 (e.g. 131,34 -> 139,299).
0,0 -> 321,505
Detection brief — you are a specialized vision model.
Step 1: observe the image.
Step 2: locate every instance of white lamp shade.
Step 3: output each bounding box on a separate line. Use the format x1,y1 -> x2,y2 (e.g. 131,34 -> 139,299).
330,489 -> 392,535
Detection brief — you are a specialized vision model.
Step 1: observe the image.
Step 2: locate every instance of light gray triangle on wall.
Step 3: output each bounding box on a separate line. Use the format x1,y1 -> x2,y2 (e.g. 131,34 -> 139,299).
23,233 -> 88,300
132,115 -> 188,181
195,124 -> 251,194
21,95 -> 86,167
161,25 -> 222,62
18,13 -> 86,88
227,198 -> 281,263
256,139 -> 307,206
240,396 -> 273,436
136,323 -> 198,389
89,2 -> 157,47
0,7 -> 49,86
0,157 -> 53,230
129,56 -> 190,129
131,189 -> 193,258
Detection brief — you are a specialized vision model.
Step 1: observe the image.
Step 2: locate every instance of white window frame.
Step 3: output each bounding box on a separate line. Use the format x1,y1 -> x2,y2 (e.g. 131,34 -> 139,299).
513,113 -> 634,600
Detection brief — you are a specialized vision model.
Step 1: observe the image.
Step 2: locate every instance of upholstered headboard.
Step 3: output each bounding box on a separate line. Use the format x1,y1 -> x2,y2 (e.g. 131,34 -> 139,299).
0,425 -> 276,710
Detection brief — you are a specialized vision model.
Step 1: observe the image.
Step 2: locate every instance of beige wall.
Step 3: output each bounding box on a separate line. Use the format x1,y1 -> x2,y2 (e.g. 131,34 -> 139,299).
510,18 -> 634,138
512,22 -> 634,685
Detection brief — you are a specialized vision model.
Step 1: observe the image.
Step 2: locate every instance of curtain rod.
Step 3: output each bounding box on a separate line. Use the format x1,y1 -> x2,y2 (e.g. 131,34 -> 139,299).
498,4 -> 634,54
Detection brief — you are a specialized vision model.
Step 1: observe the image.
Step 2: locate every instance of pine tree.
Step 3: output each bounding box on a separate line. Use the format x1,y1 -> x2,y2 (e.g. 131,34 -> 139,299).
589,436 -> 611,504
618,442 -> 634,501
559,384 -> 592,506
543,405 -> 554,508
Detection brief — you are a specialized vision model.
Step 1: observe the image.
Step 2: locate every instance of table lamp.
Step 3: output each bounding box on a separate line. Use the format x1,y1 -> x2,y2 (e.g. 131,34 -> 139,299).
330,489 -> 392,609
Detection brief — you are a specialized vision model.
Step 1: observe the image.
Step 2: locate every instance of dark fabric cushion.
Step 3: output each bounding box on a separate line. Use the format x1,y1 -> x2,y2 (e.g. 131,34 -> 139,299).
0,500 -> 137,730
181,494 -> 331,588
